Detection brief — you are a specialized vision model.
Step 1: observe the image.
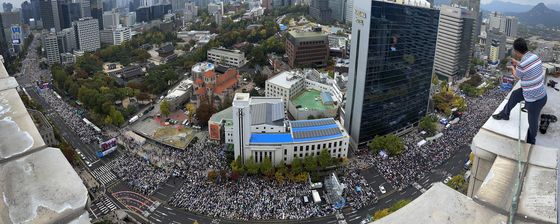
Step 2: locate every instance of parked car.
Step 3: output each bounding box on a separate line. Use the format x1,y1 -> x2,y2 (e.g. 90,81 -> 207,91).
444,176 -> 452,184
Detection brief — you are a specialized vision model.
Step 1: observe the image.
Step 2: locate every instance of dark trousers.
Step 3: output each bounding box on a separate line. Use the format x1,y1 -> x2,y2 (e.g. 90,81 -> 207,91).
499,88 -> 547,144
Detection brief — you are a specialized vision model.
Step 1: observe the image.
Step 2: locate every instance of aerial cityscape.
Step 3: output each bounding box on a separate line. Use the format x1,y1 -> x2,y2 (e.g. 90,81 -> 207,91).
0,0 -> 558,223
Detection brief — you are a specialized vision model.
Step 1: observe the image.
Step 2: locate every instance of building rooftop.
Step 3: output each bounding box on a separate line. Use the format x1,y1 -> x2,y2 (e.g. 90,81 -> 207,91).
0,57 -> 89,223
266,70 -> 303,89
249,118 -> 345,144
288,30 -> 327,39
373,75 -> 559,224
192,62 -> 214,74
291,89 -> 336,111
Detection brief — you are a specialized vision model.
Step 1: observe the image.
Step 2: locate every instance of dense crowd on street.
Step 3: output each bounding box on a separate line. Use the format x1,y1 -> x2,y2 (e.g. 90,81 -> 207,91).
369,88 -> 508,189
38,89 -> 101,143
110,152 -> 171,196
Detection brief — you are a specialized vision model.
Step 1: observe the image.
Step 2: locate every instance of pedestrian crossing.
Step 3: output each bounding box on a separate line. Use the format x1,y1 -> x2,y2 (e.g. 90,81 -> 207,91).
91,164 -> 116,186
91,196 -> 118,217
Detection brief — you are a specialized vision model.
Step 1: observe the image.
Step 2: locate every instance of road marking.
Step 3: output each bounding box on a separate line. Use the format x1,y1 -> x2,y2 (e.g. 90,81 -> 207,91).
326,220 -> 337,224
368,206 -> 376,211
400,191 -> 407,195
386,198 -> 393,203
349,216 -> 361,221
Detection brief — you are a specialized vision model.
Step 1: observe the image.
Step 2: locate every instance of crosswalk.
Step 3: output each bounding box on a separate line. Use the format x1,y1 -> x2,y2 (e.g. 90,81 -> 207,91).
91,164 -> 116,186
91,196 -> 118,218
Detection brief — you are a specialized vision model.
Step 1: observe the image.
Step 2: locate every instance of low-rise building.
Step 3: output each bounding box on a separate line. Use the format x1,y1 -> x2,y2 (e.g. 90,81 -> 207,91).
232,93 -> 349,166
165,79 -> 193,111
156,42 -> 175,57
207,47 -> 247,68
265,69 -> 343,119
28,109 -> 58,146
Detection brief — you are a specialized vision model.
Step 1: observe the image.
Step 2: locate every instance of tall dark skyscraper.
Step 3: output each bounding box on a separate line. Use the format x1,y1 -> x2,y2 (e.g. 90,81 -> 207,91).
344,0 -> 439,148
90,0 -> 103,29
40,0 -> 62,31
21,1 -> 33,24
30,0 -> 42,21
59,1 -> 82,29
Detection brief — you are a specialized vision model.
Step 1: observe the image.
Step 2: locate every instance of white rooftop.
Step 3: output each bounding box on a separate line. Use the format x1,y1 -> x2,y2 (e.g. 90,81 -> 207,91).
266,70 -> 304,89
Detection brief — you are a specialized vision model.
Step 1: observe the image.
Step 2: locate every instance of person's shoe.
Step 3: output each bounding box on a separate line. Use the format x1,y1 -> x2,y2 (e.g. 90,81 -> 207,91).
492,114 -> 509,120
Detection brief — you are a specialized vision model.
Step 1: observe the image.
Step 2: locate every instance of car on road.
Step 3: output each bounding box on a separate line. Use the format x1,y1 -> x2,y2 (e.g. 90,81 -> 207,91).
379,185 -> 386,194
444,176 -> 452,184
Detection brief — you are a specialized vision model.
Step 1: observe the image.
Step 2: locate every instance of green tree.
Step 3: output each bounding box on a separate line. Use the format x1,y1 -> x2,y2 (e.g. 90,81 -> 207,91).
195,97 -> 216,126
110,107 -> 125,126
304,156 -> 317,172
368,134 -> 405,156
291,157 -> 303,175
318,149 -> 332,170
446,175 -> 468,194
245,155 -> 260,175
160,100 -> 171,117
260,156 -> 274,176
419,115 -> 437,136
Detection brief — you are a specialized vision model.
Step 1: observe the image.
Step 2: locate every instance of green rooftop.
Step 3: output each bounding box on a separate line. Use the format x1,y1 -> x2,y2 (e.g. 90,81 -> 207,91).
291,89 -> 336,111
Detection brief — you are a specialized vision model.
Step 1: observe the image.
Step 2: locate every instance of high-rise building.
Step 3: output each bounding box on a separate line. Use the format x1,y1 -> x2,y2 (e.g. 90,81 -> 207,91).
103,10 -> 120,28
0,13 -> 8,58
2,3 -> 13,12
42,30 -> 61,64
90,0 -> 103,29
286,30 -> 329,68
261,0 -> 272,9
57,27 -> 76,53
345,0 -> 352,24
30,0 -> 41,21
184,2 -> 197,22
129,0 -> 142,11
73,17 -> 100,52
272,0 -> 291,8
329,0 -> 345,22
309,0 -> 331,24
344,0 -> 439,148
434,5 -> 475,82
1,11 -> 23,54
504,16 -> 518,38
171,0 -> 187,12
121,11 -> 136,26
21,1 -> 33,24
488,11 -> 506,33
40,0 -> 62,31
59,1 -> 82,29
484,28 -> 506,63
207,3 -> 223,15
79,0 -> 91,18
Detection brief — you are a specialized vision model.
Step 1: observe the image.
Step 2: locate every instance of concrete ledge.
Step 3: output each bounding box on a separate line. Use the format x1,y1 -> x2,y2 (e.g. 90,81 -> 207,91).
373,183 -> 508,224
0,77 -> 18,92
517,164 -> 557,223
474,156 -> 518,214
0,148 -> 89,224
0,88 -> 46,161
481,98 -> 528,141
472,129 -> 530,164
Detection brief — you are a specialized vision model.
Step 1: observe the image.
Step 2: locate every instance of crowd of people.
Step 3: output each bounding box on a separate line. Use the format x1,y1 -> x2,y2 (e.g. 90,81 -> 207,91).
38,89 -> 101,144
110,152 -> 171,196
370,88 -> 508,190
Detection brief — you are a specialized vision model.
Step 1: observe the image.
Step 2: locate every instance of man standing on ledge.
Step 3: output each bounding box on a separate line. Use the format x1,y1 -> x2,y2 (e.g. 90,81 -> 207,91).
492,38 -> 547,144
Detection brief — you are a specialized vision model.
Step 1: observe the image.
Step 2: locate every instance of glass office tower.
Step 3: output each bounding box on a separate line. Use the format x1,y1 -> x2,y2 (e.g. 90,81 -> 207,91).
344,0 -> 440,148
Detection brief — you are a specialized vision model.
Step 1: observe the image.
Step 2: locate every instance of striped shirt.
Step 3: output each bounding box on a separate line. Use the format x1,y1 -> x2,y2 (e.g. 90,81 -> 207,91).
516,52 -> 546,102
